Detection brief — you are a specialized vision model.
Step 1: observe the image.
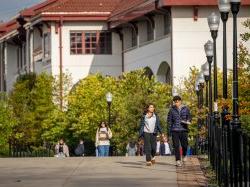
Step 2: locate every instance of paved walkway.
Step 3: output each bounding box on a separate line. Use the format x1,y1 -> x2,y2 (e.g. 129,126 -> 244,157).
0,156 -> 207,187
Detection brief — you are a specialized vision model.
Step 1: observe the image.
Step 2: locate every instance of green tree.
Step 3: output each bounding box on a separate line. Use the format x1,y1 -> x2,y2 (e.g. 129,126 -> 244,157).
67,70 -> 172,154
0,93 -> 15,147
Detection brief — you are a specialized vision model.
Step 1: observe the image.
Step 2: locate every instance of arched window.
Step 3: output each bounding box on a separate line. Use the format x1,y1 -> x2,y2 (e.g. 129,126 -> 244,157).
157,62 -> 171,84
144,67 -> 154,79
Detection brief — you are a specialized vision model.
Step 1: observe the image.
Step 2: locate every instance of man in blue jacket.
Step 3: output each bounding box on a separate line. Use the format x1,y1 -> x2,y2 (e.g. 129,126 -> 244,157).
167,96 -> 191,167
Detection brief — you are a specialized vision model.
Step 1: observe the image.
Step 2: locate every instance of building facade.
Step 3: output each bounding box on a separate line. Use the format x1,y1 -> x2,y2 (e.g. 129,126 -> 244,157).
0,0 -> 249,92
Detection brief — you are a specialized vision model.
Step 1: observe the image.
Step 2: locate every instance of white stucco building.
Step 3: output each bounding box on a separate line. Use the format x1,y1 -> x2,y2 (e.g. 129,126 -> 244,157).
0,0 -> 249,92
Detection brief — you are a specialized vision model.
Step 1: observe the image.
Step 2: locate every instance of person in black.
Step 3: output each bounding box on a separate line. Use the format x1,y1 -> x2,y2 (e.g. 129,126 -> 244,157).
139,103 -> 162,166
75,139 -> 85,157
167,96 -> 191,167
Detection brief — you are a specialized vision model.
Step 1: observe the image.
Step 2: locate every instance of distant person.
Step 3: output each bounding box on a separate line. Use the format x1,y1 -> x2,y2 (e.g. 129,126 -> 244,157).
95,121 -> 112,157
74,139 -> 85,157
167,96 -> 191,167
126,141 -> 137,156
160,135 -> 171,156
156,135 -> 161,156
137,138 -> 144,156
55,139 -> 69,157
139,103 -> 162,166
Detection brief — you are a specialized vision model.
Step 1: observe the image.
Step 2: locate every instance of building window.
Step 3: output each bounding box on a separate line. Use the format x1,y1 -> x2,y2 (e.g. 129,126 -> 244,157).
43,33 -> 51,58
70,32 -> 82,54
131,28 -> 137,47
147,21 -> 154,41
70,31 -> 112,55
164,13 -> 171,35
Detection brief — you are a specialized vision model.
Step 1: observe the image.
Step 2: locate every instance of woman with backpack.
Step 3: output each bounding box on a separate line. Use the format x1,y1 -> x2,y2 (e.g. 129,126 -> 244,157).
95,121 -> 112,157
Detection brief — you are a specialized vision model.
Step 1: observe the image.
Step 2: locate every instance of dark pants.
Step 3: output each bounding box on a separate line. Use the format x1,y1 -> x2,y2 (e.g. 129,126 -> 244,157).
172,131 -> 188,161
144,132 -> 157,162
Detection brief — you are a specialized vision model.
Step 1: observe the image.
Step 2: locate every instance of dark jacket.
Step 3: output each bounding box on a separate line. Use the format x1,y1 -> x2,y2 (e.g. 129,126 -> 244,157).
167,105 -> 191,132
74,144 -> 84,156
139,113 -> 162,137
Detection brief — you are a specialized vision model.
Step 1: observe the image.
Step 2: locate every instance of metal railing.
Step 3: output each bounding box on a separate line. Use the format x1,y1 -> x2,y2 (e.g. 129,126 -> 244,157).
206,111 -> 250,187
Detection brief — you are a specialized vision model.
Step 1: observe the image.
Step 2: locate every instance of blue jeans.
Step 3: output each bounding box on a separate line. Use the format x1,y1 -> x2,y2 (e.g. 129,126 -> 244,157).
98,145 -> 110,157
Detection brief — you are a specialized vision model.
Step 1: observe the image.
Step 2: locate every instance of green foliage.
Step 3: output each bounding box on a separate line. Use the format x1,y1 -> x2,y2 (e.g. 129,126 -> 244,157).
0,93 -> 15,147
68,70 -> 172,153
7,73 -> 69,147
241,115 -> 250,134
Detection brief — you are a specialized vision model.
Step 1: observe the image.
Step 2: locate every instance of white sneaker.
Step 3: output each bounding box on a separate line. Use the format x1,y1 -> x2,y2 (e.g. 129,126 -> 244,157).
183,156 -> 188,162
176,160 -> 182,167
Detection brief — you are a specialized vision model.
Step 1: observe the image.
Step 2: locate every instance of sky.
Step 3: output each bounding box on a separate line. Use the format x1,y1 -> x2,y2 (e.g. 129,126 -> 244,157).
0,0 -> 44,22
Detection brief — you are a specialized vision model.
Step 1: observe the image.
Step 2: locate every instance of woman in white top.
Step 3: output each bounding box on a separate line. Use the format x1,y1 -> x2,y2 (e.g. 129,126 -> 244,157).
95,121 -> 112,157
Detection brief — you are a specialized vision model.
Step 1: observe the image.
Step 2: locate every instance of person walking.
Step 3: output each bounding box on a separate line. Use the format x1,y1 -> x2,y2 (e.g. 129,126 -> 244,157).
95,121 -> 112,157
139,103 -> 163,166
167,96 -> 191,167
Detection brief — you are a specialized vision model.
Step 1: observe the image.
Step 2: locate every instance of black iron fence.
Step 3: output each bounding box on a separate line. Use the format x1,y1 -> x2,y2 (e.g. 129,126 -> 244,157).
0,144 -> 54,158
207,111 -> 250,187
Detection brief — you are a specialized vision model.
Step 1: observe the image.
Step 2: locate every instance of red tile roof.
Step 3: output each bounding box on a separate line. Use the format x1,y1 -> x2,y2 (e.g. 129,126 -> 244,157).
160,0 -> 250,6
20,0 -> 59,17
43,0 -> 121,13
0,19 -> 19,37
110,0 -> 146,18
1,0 -> 250,38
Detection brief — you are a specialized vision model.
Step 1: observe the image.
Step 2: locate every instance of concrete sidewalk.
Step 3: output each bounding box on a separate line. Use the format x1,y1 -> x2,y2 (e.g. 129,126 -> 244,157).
0,156 -> 206,187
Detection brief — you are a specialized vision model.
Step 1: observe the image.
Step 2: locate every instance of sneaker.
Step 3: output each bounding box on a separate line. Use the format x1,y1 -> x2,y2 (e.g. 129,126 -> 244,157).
146,161 -> 152,166
151,157 -> 156,164
176,160 -> 182,167
183,156 -> 188,162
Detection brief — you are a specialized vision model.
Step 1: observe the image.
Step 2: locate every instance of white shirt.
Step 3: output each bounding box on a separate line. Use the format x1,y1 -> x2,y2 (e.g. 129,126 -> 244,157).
144,113 -> 156,133
164,142 -> 171,155
156,141 -> 160,153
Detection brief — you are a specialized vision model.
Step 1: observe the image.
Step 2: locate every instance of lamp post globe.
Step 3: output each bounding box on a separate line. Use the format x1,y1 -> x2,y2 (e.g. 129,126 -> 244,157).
208,12 -> 220,32
204,40 -> 214,57
218,0 -> 231,13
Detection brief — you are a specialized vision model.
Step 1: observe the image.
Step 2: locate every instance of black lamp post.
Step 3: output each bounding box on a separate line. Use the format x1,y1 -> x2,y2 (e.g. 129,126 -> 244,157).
204,40 -> 214,164
230,0 -> 241,186
218,2 -> 231,185
204,40 -> 214,116
218,0 -> 230,99
106,92 -> 113,127
208,12 -> 220,120
230,0 -> 241,128
195,80 -> 200,155
197,72 -> 205,108
195,72 -> 205,155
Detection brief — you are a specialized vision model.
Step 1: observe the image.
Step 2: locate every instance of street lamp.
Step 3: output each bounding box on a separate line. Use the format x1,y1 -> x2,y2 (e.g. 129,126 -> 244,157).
208,12 -> 220,113
201,62 -> 209,107
195,72 -> 205,155
197,72 -> 205,107
218,3 -> 231,186
218,0 -> 230,99
106,92 -> 113,127
230,0 -> 241,128
230,1 -> 241,186
204,40 -> 214,116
